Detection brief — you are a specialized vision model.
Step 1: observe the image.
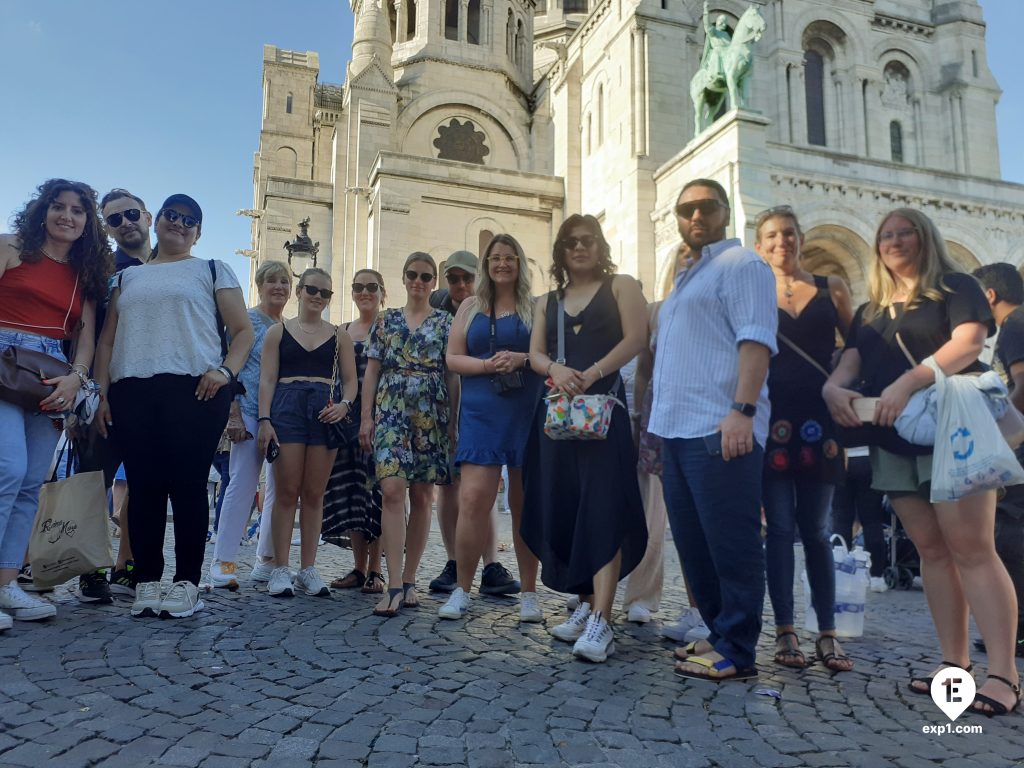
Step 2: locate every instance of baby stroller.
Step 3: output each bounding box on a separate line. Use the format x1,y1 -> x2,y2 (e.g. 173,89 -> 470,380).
881,496 -> 920,589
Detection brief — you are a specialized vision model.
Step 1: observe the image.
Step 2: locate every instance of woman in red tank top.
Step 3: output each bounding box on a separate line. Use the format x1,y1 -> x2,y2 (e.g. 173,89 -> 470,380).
0,179 -> 112,625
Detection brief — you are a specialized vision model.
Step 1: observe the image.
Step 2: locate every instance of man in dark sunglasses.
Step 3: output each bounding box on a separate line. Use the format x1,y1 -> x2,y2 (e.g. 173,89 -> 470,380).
427,250 -> 520,597
101,188 -> 152,271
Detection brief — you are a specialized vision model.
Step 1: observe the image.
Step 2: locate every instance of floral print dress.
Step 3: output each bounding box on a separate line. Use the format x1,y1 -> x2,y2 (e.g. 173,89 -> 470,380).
366,307 -> 452,484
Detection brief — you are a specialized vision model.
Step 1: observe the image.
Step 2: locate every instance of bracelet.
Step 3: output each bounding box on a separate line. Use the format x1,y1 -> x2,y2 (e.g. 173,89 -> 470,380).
257,416 -> 272,423
72,370 -> 89,387
546,361 -> 556,376
71,363 -> 89,375
591,364 -> 604,379
216,365 -> 234,382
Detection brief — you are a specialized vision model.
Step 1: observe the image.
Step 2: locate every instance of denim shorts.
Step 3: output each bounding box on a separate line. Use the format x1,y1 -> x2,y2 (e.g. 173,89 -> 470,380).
270,380 -> 333,446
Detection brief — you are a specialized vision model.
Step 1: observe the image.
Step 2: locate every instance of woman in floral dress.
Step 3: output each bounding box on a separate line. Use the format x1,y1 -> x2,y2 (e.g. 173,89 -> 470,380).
359,253 -> 456,616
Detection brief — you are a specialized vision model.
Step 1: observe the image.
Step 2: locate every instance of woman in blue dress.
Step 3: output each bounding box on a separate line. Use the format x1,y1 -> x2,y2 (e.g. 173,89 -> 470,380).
437,235 -> 544,623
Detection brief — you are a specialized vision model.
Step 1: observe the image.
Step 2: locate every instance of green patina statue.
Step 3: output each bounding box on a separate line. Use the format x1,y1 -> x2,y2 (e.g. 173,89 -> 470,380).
690,2 -> 767,134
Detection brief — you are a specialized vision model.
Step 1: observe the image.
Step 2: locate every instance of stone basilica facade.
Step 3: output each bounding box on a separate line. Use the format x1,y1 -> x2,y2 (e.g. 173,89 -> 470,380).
247,0 -> 1024,316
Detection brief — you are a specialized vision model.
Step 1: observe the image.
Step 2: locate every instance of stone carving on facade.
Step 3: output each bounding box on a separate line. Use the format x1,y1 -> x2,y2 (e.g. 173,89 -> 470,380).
882,66 -> 910,110
433,118 -> 490,164
690,3 -> 767,134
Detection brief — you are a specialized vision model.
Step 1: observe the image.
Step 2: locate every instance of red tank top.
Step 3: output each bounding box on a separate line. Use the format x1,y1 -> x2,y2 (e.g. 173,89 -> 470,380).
0,256 -> 82,339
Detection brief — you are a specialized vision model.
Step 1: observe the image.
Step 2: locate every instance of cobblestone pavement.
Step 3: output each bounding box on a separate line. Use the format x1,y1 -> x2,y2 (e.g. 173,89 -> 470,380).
1,513 -> 1022,768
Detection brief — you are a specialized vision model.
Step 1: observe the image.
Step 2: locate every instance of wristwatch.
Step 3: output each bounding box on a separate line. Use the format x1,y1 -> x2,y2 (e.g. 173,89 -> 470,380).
731,401 -> 756,417
340,399 -> 354,409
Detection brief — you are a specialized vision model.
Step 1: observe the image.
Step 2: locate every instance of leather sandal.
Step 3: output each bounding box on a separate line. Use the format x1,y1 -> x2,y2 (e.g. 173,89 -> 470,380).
774,631 -> 808,669
330,569 -> 365,590
909,660 -> 972,696
361,571 -> 385,594
815,635 -> 853,672
969,674 -> 1021,717
401,582 -> 419,608
373,587 -> 403,618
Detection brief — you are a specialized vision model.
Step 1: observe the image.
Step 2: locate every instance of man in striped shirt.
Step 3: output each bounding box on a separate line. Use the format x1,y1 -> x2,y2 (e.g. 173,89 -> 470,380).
650,178 -> 777,682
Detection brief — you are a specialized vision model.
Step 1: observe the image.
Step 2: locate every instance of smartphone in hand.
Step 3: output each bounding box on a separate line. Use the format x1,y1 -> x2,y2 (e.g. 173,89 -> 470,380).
266,439 -> 280,463
703,432 -> 723,457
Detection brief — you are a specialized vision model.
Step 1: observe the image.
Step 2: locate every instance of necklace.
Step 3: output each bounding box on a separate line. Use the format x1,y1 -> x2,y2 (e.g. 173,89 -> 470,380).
781,275 -> 795,303
40,248 -> 69,265
496,309 -> 515,319
297,320 -> 321,335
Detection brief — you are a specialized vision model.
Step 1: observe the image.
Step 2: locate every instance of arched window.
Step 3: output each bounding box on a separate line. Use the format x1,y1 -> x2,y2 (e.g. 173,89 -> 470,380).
445,0 -> 458,40
276,146 -> 298,176
286,92 -> 293,114
597,84 -> 605,146
890,121 -> 904,163
586,112 -> 592,154
468,0 -> 480,44
407,0 -> 416,38
506,10 -> 514,57
479,229 -> 494,256
804,50 -> 826,146
515,19 -> 523,66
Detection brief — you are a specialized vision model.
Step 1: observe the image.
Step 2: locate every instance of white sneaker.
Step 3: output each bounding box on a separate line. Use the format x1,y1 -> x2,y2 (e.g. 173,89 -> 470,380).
131,581 -> 162,618
159,581 -> 205,619
662,607 -> 704,642
294,566 -> 330,597
250,559 -> 274,583
565,594 -> 580,612
551,601 -> 591,642
519,592 -> 543,623
268,567 -> 294,597
573,612 -> 615,662
210,560 -> 239,590
0,609 -> 11,631
627,604 -> 652,624
870,576 -> 889,593
0,582 -> 57,621
438,587 -> 471,619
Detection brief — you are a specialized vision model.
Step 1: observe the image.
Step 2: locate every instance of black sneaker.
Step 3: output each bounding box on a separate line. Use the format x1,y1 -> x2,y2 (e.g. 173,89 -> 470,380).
17,565 -> 53,594
78,570 -> 113,604
110,561 -> 138,598
429,560 -> 458,593
479,561 -> 521,596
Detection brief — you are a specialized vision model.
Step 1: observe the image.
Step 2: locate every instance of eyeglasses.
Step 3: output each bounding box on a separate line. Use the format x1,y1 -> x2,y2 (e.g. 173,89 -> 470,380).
879,227 -> 918,242
105,208 -> 142,228
487,254 -> 517,265
561,235 -> 596,250
301,284 -> 334,299
406,270 -> 435,283
160,209 -> 199,229
674,199 -> 726,219
446,273 -> 475,285
351,282 -> 380,294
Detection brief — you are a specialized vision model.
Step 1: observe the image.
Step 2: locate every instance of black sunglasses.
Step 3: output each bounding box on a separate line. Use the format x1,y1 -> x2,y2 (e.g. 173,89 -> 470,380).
351,282 -> 380,294
446,273 -> 475,286
674,199 -> 726,220
561,235 -> 596,250
160,209 -> 199,228
105,208 -> 142,228
405,270 -> 435,283
301,284 -> 334,299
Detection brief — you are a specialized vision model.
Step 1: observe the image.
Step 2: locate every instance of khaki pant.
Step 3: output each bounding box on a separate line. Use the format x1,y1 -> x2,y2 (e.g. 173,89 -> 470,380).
623,471 -> 667,612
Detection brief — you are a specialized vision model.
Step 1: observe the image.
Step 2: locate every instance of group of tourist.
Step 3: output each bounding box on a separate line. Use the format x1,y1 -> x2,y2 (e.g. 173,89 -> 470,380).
0,176 -> 1018,717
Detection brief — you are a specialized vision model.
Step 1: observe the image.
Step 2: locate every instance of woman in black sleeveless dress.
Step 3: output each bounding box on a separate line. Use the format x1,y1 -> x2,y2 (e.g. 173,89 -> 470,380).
755,207 -> 854,671
523,214 -> 648,663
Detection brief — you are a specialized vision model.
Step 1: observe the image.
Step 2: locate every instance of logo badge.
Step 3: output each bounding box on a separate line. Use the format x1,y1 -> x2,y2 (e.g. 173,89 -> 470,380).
930,667 -> 975,721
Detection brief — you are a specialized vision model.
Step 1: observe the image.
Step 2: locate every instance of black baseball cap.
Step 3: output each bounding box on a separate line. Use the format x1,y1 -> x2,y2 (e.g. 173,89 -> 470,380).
160,194 -> 203,224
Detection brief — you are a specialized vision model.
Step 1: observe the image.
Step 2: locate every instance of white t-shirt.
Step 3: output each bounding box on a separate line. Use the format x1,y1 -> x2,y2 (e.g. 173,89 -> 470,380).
110,258 -> 240,383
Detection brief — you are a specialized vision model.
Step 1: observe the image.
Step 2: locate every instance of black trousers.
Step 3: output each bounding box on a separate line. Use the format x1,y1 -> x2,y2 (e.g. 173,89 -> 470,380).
832,455 -> 887,577
74,421 -> 123,490
109,374 -> 230,585
996,485 -> 1024,636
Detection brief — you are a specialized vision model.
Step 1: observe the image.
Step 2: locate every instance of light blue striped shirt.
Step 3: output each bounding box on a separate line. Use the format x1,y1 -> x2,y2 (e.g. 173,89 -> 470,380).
649,238 -> 778,446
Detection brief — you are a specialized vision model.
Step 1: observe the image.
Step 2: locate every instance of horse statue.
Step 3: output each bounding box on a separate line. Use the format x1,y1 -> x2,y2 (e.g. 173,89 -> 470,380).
690,3 -> 767,135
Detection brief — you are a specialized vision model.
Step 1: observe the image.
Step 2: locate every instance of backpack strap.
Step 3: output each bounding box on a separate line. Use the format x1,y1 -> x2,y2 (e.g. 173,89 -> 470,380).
209,260 -> 228,359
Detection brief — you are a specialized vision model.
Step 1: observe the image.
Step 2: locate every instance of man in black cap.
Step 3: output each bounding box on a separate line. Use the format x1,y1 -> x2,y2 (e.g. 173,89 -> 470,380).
428,251 -> 520,596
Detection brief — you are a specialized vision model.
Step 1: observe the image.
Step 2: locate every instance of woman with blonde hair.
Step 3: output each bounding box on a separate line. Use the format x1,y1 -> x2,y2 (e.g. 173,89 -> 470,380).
824,208 -> 1019,715
438,235 -> 544,622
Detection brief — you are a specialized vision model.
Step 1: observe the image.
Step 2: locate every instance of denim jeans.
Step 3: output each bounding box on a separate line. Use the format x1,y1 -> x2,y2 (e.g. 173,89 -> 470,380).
661,436 -> 765,669
0,330 -> 66,569
763,474 -> 836,630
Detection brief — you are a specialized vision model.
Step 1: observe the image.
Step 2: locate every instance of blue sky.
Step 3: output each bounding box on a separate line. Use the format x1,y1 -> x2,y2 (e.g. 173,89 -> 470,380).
0,1 -> 1021,290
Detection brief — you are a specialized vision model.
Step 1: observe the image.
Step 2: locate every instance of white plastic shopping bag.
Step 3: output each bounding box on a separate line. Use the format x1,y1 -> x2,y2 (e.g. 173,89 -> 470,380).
929,359 -> 1024,503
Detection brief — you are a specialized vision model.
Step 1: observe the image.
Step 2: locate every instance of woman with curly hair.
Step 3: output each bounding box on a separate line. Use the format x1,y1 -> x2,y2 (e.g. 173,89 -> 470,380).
0,179 -> 112,627
521,214 -> 648,663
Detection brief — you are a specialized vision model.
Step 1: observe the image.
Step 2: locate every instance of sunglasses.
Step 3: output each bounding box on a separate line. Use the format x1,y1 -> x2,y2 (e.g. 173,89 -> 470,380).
105,208 -> 142,228
160,209 -> 199,229
446,273 -> 475,285
405,270 -> 435,283
561,235 -> 596,250
351,282 -> 381,294
301,284 -> 334,299
674,199 -> 725,219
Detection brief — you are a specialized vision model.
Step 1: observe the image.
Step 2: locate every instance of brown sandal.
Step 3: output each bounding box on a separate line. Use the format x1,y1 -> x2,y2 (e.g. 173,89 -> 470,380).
330,569 -> 365,590
361,571 -> 385,594
815,635 -> 853,672
773,631 -> 808,669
